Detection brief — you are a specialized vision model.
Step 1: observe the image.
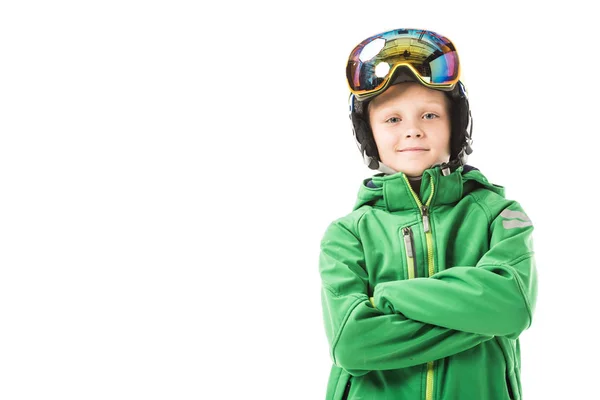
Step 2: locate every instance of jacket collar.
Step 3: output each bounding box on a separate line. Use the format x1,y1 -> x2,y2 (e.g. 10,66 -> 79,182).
353,165 -> 503,212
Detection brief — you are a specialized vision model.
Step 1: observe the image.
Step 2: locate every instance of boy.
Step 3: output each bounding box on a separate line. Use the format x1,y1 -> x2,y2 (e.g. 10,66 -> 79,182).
318,28 -> 537,400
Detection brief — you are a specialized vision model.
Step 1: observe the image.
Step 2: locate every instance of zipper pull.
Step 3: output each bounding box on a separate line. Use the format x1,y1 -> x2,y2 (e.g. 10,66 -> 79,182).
421,206 -> 430,232
402,227 -> 414,258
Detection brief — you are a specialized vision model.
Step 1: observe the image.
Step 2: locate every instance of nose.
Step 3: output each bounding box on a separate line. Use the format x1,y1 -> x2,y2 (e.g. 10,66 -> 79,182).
404,128 -> 423,138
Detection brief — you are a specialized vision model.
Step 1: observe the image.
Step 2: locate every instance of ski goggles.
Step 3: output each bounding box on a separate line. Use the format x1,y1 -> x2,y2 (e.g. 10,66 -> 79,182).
347,28 -> 460,100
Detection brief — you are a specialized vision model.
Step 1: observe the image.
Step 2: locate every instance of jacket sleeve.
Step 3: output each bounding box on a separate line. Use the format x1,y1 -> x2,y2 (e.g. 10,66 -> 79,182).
372,201 -> 538,339
320,218 -> 494,376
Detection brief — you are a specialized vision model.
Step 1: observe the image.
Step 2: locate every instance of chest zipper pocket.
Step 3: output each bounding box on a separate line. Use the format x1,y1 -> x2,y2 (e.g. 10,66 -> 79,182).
402,226 -> 417,279
341,377 -> 351,400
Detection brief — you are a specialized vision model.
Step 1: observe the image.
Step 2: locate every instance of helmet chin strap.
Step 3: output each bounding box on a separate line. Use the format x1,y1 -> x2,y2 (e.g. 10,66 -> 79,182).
374,160 -> 398,175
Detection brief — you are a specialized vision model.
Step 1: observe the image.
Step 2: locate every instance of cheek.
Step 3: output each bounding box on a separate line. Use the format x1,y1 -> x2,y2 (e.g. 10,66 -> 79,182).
371,126 -> 392,148
440,123 -> 452,150
431,127 -> 451,155
441,136 -> 451,154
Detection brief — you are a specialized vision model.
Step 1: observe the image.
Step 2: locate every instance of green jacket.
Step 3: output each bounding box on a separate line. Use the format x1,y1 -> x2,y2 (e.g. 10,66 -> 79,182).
319,165 -> 537,400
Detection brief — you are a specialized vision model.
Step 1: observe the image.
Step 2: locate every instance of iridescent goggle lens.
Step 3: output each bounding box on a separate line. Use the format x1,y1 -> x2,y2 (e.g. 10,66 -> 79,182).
347,28 -> 460,100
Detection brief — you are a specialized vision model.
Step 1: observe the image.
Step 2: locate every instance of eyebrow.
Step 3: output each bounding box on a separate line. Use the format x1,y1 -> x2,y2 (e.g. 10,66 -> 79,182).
422,100 -> 447,106
372,101 -> 447,114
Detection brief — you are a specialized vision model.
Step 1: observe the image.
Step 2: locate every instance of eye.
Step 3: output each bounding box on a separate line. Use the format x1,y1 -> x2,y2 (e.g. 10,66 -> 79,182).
386,117 -> 401,123
423,113 -> 439,120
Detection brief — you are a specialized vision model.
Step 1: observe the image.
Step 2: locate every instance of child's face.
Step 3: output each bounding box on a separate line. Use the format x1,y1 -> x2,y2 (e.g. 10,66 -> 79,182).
368,82 -> 451,177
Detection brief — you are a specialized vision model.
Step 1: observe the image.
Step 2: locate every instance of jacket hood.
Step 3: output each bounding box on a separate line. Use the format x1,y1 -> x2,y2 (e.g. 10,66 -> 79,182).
353,165 -> 504,212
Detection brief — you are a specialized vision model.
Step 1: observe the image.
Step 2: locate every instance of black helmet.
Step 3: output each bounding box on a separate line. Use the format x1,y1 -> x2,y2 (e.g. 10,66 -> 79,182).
349,68 -> 473,173
346,28 -> 474,173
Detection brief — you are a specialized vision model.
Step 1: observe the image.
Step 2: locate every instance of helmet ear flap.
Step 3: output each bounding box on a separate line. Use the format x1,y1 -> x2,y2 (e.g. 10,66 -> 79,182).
349,95 -> 380,167
449,97 -> 466,160
446,81 -> 473,166
351,112 -> 379,160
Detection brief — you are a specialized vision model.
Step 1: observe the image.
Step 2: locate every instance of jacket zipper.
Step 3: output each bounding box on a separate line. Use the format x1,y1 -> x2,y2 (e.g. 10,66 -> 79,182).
421,205 -> 435,277
403,174 -> 436,400
402,227 -> 417,279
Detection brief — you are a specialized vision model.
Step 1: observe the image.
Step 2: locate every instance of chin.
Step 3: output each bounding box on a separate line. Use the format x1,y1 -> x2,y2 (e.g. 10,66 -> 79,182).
405,171 -> 426,178
390,164 -> 427,177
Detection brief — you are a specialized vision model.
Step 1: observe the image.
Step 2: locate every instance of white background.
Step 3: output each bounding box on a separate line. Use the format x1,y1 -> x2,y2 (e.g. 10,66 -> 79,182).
1,1 -> 598,399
